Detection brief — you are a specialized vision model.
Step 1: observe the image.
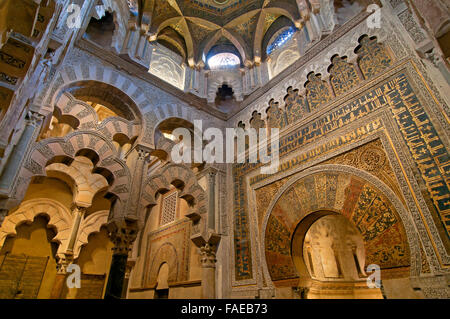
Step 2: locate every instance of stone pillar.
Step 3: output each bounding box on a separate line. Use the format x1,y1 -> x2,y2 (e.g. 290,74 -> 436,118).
66,205 -> 86,253
194,67 -> 200,92
298,287 -> 310,299
135,31 -> 147,59
122,21 -> 137,55
126,146 -> 150,220
425,48 -> 450,85
297,277 -> 312,299
249,66 -> 255,89
121,258 -> 136,298
103,147 -> 148,299
0,111 -> 43,192
200,243 -> 217,299
50,255 -> 72,299
206,169 -> 217,230
305,17 -> 319,42
50,204 -> 86,298
104,219 -> 138,299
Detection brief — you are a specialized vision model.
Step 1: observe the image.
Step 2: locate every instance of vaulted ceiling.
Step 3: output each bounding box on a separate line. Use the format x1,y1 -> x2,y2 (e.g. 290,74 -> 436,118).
137,0 -> 307,66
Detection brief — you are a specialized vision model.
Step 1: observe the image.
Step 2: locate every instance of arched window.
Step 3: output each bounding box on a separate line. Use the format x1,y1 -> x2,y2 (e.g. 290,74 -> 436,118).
266,27 -> 296,56
127,0 -> 138,16
207,53 -> 240,70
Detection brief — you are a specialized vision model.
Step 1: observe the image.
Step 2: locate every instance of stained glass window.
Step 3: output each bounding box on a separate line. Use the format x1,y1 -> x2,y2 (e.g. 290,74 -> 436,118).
208,53 -> 240,70
266,27 -> 296,55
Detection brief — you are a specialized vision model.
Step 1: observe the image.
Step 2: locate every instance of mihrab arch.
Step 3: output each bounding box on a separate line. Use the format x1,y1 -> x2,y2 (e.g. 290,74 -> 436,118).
261,165 -> 421,287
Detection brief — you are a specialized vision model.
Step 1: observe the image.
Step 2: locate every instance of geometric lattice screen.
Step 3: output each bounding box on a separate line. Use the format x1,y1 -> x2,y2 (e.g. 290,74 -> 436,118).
160,191 -> 178,226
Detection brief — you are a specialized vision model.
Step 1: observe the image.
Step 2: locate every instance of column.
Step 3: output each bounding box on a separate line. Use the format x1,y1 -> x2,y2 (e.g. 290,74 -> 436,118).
194,67 -> 200,92
200,243 -> 217,299
50,255 -> 72,299
127,146 -> 150,220
104,219 -> 139,299
134,31 -> 147,59
122,20 -> 137,55
0,111 -> 43,192
103,147 -> 148,299
254,63 -> 261,88
121,259 -> 136,298
50,205 -> 86,298
298,287 -> 310,299
425,48 -> 450,85
206,169 -> 216,230
66,205 -> 86,253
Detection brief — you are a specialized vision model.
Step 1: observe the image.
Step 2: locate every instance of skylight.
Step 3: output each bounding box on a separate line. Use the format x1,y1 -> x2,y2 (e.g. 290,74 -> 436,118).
207,53 -> 240,70
267,27 -> 296,55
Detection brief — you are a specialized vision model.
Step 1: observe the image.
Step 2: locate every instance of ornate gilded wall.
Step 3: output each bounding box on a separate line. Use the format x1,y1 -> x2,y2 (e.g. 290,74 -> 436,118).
228,7 -> 450,298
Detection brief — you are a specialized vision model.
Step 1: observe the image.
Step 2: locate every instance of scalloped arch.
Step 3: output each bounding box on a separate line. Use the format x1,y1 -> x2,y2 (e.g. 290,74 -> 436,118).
0,198 -> 73,257
13,131 -> 132,210
73,210 -> 109,259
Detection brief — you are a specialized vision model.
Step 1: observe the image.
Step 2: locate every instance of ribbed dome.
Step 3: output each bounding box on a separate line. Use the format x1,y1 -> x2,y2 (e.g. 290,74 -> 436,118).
136,0 -> 304,65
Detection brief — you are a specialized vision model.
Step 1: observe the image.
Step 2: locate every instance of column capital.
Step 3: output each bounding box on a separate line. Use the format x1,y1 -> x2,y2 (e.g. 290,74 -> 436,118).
202,166 -> 218,179
56,254 -> 73,275
70,204 -> 87,214
200,243 -> 217,268
25,110 -> 44,127
425,48 -> 445,68
135,145 -> 152,161
107,219 -> 139,255
206,169 -> 217,180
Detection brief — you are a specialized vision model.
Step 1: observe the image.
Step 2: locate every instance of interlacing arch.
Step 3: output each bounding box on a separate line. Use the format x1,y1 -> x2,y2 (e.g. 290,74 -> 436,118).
73,210 -> 110,259
52,92 -> 141,141
0,200 -> 111,261
0,199 -> 72,257
141,163 -> 207,223
34,63 -> 157,143
14,130 -> 132,212
152,136 -> 176,162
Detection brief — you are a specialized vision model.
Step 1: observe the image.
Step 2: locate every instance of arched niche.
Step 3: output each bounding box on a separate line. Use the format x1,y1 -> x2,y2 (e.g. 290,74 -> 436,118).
261,168 -> 418,294
60,80 -> 141,122
152,117 -> 196,163
299,213 -> 366,281
156,262 -> 170,290
262,16 -> 296,61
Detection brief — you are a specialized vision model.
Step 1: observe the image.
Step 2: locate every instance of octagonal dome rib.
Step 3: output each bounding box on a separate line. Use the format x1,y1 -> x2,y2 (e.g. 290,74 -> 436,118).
139,0 -> 302,65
